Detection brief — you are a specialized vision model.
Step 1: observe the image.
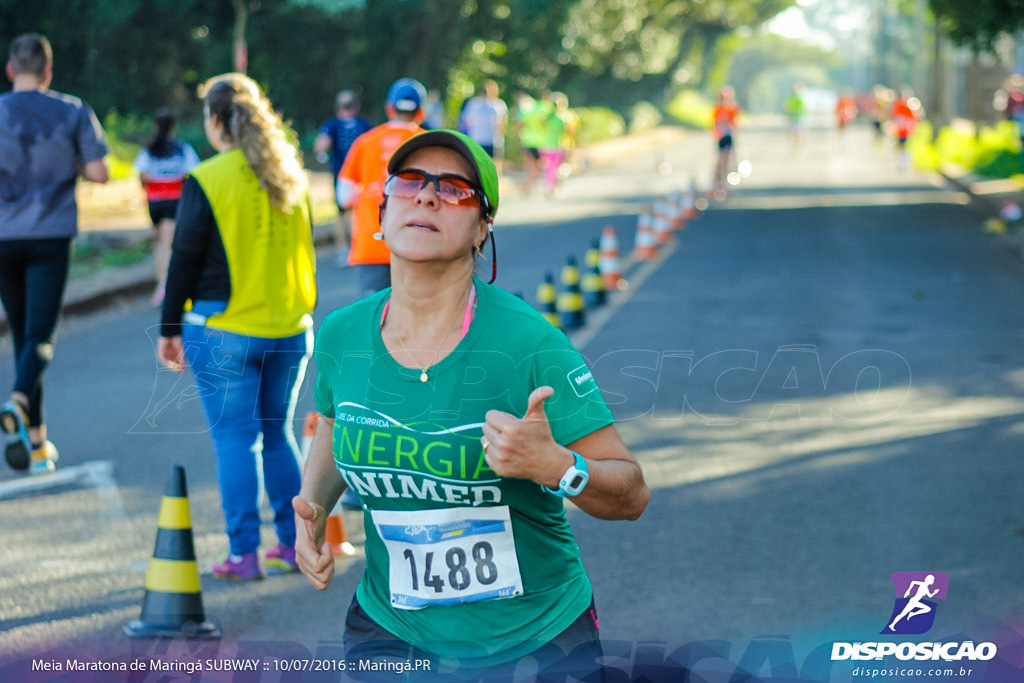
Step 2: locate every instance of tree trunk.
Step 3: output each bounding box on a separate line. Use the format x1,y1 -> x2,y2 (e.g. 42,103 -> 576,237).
969,49 -> 981,138
929,17 -> 947,129
231,0 -> 249,73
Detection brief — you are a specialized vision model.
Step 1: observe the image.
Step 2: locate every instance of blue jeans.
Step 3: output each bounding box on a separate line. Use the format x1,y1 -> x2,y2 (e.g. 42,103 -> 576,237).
182,301 -> 311,556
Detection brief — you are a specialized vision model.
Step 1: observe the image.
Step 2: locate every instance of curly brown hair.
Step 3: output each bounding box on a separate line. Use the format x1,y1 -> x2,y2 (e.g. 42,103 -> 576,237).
199,73 -> 307,210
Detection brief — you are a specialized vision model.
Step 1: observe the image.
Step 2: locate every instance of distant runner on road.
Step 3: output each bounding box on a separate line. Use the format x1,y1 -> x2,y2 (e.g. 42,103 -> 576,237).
335,78 -> 426,298
0,33 -> 109,476
314,90 -> 373,268
712,86 -> 740,198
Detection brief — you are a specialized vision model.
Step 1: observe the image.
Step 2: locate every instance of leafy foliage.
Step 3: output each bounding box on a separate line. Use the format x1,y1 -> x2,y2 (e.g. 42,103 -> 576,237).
929,0 -> 1024,53
0,0 -> 796,143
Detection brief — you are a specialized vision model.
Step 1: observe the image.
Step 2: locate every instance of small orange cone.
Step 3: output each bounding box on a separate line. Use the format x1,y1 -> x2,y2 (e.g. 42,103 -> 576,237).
633,210 -> 658,261
125,466 -> 220,639
669,192 -> 685,231
300,412 -> 318,462
299,412 -> 356,556
652,198 -> 673,245
687,178 -> 707,217
599,226 -> 622,291
325,503 -> 357,556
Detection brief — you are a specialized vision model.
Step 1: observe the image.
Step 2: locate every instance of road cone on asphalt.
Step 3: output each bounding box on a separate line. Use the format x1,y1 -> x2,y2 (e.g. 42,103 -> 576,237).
599,225 -> 622,291
536,273 -> 561,328
652,198 -> 673,245
298,412 -> 356,556
668,192 -> 685,231
300,411 -> 318,462
557,256 -> 586,330
633,210 -> 658,261
125,466 -> 220,639
684,178 -> 700,220
582,239 -> 607,308
325,501 -> 357,556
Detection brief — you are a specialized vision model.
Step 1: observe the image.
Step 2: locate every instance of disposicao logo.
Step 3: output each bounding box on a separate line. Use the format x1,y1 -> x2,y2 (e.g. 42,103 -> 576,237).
881,571 -> 948,635
831,571 -> 998,663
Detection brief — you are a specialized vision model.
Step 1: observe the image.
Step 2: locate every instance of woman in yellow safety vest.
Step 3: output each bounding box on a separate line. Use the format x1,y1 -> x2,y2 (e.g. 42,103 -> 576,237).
157,73 -> 317,580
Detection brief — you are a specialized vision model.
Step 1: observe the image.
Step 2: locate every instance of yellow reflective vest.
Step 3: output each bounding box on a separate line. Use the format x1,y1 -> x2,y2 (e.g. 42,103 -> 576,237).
189,148 -> 316,338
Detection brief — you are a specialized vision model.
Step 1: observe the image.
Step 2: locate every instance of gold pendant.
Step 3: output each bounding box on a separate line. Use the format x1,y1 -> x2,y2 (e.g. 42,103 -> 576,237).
420,369 -> 429,383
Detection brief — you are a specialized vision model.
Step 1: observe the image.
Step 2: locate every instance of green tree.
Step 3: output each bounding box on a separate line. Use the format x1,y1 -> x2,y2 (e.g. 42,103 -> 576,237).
1,0 -> 797,145
929,0 -> 1024,53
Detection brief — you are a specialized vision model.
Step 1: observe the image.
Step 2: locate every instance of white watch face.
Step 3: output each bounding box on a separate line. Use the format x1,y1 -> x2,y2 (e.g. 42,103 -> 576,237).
562,467 -> 588,495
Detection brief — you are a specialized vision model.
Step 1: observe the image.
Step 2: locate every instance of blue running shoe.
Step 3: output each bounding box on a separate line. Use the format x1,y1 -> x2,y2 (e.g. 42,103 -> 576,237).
1,401 -> 31,472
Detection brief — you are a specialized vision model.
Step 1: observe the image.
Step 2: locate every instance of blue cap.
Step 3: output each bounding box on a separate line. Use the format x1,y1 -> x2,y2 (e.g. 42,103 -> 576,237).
386,78 -> 426,113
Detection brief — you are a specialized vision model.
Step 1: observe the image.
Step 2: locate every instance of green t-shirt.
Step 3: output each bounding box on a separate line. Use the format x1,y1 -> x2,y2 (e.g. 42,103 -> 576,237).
785,94 -> 806,121
517,99 -> 555,150
313,280 -> 613,665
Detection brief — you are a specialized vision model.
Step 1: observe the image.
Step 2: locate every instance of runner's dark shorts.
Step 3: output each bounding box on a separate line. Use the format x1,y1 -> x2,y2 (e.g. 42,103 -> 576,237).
148,199 -> 179,225
524,147 -> 541,161
718,134 -> 733,151
342,594 -> 604,681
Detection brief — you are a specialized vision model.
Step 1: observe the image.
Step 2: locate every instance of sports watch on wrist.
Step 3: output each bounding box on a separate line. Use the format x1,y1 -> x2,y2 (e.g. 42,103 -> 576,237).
543,450 -> 589,497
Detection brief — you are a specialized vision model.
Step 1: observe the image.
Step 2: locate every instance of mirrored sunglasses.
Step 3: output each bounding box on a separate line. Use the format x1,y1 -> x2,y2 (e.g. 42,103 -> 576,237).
384,169 -> 489,212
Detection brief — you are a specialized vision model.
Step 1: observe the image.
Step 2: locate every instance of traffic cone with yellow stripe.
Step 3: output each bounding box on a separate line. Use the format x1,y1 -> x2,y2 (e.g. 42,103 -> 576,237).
536,273 -> 561,328
557,256 -> 586,330
124,466 -> 220,638
582,239 -> 607,308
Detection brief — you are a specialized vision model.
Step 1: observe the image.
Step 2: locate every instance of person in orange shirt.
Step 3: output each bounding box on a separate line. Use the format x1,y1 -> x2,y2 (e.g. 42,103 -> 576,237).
835,92 -> 857,148
711,86 -> 740,197
891,89 -> 921,171
336,78 -> 426,297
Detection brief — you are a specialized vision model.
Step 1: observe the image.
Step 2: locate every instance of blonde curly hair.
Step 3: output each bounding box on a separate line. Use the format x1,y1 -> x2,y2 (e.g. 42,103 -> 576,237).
198,73 -> 307,210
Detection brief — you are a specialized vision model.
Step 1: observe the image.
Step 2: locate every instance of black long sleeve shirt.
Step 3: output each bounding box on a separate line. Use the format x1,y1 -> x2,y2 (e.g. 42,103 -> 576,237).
159,175 -> 231,337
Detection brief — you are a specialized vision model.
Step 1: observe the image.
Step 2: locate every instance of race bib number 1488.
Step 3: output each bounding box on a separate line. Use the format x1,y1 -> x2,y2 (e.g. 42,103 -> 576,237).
372,506 -> 524,610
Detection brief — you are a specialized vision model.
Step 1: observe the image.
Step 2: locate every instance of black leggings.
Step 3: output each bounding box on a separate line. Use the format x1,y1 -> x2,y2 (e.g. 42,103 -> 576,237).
0,238 -> 72,428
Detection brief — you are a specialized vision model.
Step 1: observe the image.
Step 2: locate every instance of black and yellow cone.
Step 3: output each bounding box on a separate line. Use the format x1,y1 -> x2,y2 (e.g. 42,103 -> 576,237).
557,256 -> 586,330
581,239 -> 607,308
536,272 -> 561,328
124,466 -> 220,639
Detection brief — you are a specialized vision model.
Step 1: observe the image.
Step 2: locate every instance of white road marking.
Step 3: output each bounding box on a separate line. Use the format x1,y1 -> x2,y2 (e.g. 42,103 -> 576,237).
0,461 -> 124,523
570,239 -> 679,351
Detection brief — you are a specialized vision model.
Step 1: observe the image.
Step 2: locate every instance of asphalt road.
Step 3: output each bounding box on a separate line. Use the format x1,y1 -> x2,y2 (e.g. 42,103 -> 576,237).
2,124 -> 1024,682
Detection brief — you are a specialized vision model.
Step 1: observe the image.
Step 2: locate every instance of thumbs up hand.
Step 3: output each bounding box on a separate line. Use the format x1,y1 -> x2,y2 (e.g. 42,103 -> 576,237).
482,386 -> 573,486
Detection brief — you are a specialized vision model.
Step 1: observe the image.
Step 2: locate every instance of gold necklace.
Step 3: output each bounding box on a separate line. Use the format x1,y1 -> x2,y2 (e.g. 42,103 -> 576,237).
389,287 -> 472,383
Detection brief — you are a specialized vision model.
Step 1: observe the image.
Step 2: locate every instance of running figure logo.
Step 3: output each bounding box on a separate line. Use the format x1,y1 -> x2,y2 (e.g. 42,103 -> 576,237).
881,571 -> 949,635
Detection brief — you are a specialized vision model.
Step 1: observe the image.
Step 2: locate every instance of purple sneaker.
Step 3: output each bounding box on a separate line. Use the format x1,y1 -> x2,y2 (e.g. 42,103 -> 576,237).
212,552 -> 264,580
264,544 -> 299,573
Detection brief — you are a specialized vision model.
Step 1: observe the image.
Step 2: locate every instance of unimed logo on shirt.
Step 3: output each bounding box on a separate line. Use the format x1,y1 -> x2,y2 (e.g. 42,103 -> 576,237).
567,364 -> 598,398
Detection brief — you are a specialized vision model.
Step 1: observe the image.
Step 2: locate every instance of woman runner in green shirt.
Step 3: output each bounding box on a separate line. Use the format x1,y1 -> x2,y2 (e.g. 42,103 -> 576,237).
294,130 -> 649,680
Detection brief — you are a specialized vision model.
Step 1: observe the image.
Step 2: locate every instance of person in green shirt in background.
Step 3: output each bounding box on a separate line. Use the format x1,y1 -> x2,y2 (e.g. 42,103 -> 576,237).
294,129 -> 649,679
513,92 -> 553,196
785,83 -> 807,152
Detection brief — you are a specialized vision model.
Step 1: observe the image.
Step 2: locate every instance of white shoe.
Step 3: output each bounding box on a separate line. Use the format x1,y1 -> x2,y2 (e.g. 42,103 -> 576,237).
29,440 -> 58,475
